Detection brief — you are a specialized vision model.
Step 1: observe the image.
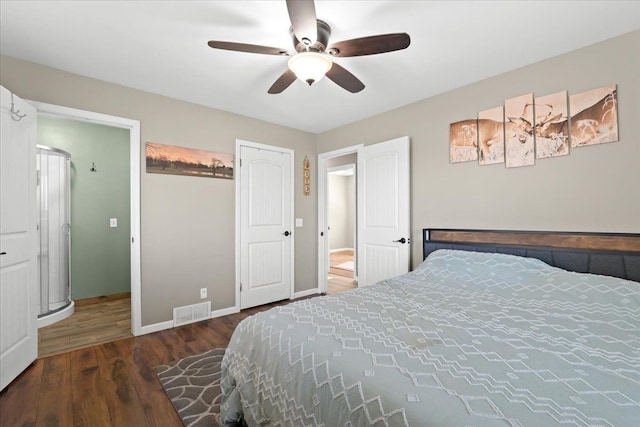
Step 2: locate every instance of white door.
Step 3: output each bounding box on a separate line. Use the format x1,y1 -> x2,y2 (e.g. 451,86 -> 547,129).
357,136 -> 410,286
0,86 -> 38,391
239,143 -> 294,309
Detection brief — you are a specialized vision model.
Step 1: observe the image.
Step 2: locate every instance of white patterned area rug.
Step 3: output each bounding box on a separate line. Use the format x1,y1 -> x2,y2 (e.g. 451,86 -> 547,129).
154,348 -> 226,427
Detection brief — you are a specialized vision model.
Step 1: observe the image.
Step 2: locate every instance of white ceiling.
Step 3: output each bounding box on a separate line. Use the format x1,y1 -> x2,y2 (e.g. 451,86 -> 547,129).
1,1 -> 639,134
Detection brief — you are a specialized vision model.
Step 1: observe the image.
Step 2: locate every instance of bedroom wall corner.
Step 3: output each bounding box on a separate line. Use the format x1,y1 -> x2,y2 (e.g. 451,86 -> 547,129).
0,56 -> 318,327
316,30 -> 640,270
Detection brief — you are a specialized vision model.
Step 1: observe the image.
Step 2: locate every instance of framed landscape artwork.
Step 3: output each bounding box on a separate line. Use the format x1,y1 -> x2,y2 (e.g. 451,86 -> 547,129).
146,142 -> 234,179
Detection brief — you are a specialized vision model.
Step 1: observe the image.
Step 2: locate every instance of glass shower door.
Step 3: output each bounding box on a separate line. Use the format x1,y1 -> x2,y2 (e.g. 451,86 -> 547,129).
37,145 -> 71,317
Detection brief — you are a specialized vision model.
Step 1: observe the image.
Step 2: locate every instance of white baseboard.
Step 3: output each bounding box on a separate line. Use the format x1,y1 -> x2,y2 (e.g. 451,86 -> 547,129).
330,247 -> 354,253
211,306 -> 239,318
138,306 -> 239,336
293,288 -> 321,299
140,320 -> 174,335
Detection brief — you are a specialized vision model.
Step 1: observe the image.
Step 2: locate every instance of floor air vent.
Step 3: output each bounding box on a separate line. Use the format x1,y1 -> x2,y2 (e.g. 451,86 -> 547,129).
173,301 -> 211,327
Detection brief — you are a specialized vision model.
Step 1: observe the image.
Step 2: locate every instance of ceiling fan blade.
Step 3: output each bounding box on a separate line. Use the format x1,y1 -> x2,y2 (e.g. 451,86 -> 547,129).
328,33 -> 410,57
268,69 -> 297,94
325,62 -> 365,93
286,0 -> 317,45
208,40 -> 291,56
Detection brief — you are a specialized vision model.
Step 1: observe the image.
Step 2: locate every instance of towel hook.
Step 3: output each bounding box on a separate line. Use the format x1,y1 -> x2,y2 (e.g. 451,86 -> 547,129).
10,93 -> 27,121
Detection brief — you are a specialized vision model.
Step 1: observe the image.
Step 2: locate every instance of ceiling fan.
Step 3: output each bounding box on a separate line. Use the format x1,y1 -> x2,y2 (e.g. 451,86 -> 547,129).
207,0 -> 410,94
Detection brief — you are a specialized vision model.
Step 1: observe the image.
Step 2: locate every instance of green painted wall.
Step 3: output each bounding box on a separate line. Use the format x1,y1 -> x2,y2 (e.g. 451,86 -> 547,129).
38,116 -> 130,300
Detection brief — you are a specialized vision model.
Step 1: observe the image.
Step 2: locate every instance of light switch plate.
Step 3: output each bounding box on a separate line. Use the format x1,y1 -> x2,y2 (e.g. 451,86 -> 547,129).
295,218 -> 303,227
110,218 -> 118,228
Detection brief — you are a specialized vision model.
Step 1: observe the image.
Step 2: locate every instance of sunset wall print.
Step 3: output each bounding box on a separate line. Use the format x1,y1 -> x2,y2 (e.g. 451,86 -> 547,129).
146,142 -> 234,179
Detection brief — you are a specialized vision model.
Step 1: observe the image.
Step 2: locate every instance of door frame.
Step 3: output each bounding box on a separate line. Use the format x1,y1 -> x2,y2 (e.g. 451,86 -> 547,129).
235,139 -> 295,311
28,100 -> 143,336
317,144 -> 363,292
327,163 -> 357,276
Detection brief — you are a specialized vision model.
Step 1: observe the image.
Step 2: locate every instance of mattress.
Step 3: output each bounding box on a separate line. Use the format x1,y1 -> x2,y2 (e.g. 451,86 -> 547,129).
220,249 -> 640,426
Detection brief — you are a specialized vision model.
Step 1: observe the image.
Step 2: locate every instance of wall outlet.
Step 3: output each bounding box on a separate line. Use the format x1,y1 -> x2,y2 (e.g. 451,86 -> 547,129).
110,218 -> 118,228
200,288 -> 207,299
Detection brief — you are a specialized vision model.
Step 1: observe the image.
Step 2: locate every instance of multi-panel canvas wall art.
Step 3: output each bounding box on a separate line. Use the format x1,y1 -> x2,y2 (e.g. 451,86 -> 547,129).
448,84 -> 619,169
505,93 -> 535,168
146,142 -> 234,179
569,84 -> 618,148
535,91 -> 569,159
477,106 -> 504,165
449,119 -> 478,163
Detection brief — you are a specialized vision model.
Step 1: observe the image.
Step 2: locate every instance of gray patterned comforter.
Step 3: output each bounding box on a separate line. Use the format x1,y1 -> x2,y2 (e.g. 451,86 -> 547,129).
220,249 -> 640,426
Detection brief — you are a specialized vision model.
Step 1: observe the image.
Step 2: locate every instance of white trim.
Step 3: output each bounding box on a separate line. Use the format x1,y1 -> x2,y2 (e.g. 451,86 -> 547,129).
28,100 -> 143,336
328,164 -> 355,175
317,145 -> 363,294
211,306 -> 239,319
329,247 -> 354,253
140,320 -> 174,335
293,288 -> 321,299
235,139 -> 295,310
139,306 -> 240,335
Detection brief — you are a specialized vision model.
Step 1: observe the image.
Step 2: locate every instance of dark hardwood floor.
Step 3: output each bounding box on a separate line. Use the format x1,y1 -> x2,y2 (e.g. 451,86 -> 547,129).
0,299 -> 301,427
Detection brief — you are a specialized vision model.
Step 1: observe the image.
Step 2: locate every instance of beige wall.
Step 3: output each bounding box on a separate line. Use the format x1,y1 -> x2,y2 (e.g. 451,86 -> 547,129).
317,31 -> 640,270
0,56 -> 317,326
2,30 -> 638,325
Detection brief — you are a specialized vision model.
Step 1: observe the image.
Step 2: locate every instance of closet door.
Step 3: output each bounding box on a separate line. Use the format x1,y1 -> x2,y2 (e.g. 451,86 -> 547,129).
0,85 -> 38,391
238,142 -> 294,309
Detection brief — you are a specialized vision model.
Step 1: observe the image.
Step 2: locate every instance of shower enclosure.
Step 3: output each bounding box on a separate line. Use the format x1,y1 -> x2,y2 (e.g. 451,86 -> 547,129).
37,145 -> 73,328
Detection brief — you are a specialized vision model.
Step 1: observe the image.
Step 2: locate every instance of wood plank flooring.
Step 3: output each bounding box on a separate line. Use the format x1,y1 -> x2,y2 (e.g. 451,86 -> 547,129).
329,249 -> 354,278
327,274 -> 357,295
0,298 -> 299,427
38,297 -> 132,358
328,249 -> 357,294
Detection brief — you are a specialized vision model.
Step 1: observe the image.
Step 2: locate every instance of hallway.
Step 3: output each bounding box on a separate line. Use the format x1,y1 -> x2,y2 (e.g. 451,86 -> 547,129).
328,249 -> 356,294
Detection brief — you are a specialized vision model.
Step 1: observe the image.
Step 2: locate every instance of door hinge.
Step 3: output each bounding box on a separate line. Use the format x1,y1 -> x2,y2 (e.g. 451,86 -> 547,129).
240,283 -> 243,291
239,158 -> 242,167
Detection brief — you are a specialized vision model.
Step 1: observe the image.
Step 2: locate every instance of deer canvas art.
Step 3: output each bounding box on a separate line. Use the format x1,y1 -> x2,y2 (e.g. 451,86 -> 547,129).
505,93 -> 536,168
534,91 -> 569,159
569,84 -> 618,148
449,118 -> 478,163
477,106 -> 504,165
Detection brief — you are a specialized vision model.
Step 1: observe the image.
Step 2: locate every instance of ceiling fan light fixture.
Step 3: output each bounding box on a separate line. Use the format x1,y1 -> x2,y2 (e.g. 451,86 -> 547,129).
288,52 -> 332,86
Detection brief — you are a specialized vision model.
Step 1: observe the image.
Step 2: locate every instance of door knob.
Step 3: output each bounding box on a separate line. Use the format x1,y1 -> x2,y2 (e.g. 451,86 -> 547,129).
0,252 -> 6,255
283,231 -> 291,237
393,238 -> 407,244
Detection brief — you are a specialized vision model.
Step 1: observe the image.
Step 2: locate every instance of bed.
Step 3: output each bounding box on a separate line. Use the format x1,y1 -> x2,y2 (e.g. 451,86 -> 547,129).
220,229 -> 640,426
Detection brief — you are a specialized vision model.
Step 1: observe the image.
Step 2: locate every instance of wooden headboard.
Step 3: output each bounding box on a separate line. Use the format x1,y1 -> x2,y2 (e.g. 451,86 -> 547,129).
423,229 -> 640,282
